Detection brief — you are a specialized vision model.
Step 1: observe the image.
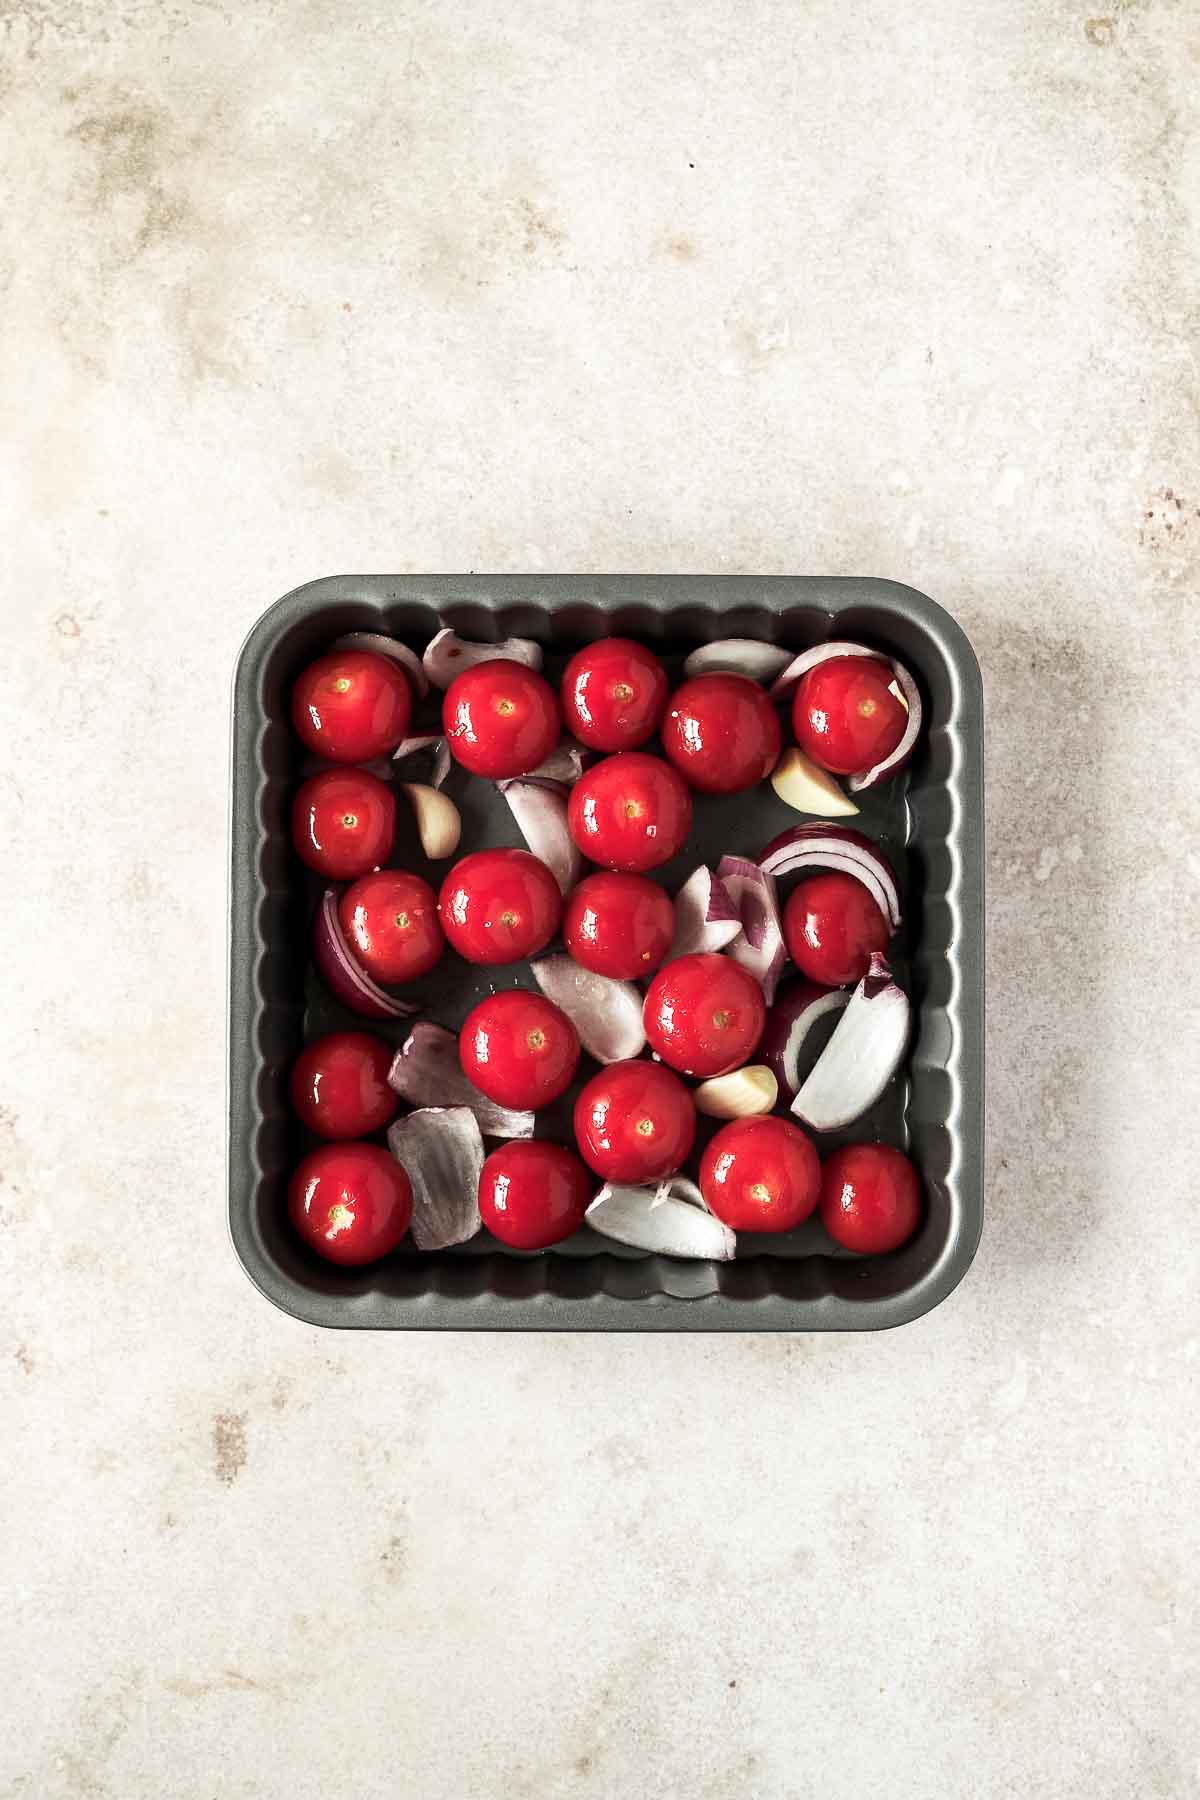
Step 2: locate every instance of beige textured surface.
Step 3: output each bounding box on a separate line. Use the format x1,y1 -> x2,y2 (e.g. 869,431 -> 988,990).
2,2 -> 1199,1795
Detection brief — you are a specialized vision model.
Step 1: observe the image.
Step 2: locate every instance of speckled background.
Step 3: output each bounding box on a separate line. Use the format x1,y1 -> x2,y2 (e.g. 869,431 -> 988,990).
2,2 -> 1198,1796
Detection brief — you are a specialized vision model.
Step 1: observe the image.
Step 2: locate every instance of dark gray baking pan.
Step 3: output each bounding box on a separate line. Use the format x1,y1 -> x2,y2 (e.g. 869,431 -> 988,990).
229,575 -> 983,1331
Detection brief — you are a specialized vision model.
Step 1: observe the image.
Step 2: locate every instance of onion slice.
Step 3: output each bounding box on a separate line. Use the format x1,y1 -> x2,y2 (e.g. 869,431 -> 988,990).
651,1174 -> 707,1210
693,1064 -> 777,1119
768,639 -> 890,700
332,631 -> 429,698
312,889 -> 419,1020
388,1022 -> 535,1138
386,1106 -> 482,1250
393,733 -> 452,790
530,956 -> 645,1062
758,824 -> 902,930
682,639 -> 793,683
669,866 -> 742,958
423,627 -> 543,690
759,978 -> 851,1098
586,1183 -> 736,1260
716,856 -> 786,1004
498,780 -> 583,895
848,657 -> 922,792
525,742 -> 589,786
791,953 -> 911,1130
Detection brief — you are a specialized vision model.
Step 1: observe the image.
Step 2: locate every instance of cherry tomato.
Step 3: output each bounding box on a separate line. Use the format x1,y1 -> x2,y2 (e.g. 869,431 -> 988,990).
782,871 -> 891,988
567,751 -> 692,873
438,848 -> 562,965
478,1140 -> 593,1249
819,1143 -> 921,1254
660,673 -> 782,795
642,953 -> 766,1079
792,655 -> 907,776
561,637 -> 669,752
290,1031 -> 398,1140
562,872 -> 675,979
338,870 -> 444,984
288,1142 -> 413,1266
292,768 -> 396,879
460,990 -> 581,1111
700,1116 -> 820,1232
442,660 -> 561,778
573,1060 -> 696,1183
291,649 -> 412,764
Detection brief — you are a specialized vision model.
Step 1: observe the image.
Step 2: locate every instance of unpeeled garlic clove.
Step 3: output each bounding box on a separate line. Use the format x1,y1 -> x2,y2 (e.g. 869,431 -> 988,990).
693,1064 -> 778,1119
770,747 -> 860,818
401,782 -> 461,860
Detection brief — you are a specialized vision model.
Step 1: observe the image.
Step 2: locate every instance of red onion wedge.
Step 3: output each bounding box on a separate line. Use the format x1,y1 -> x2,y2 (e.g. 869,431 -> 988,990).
682,639 -> 793,683
498,779 -> 584,895
587,1183 -> 736,1260
393,733 -> 452,790
848,657 -> 921,792
716,855 -> 786,1004
758,823 -> 902,930
768,639 -> 889,700
388,1022 -> 535,1138
313,889 -> 420,1020
669,866 -> 742,958
423,627 -> 543,690
530,956 -> 645,1063
386,1105 -> 482,1250
767,640 -> 922,791
332,631 -> 429,698
759,978 -> 851,1098
525,741 -> 589,786
791,953 -> 910,1130
651,1174 -> 708,1210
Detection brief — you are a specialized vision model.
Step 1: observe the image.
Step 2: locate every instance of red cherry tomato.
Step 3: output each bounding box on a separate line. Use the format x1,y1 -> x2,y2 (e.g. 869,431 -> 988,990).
442,660 -> 561,778
660,673 -> 782,795
642,953 -> 766,1079
562,872 -> 675,980
288,1142 -> 413,1265
573,1060 -> 696,1183
700,1117 -> 820,1232
290,1032 -> 397,1140
478,1140 -> 593,1249
460,990 -> 581,1111
792,655 -> 907,776
338,870 -> 443,984
782,871 -> 891,988
292,768 -> 396,879
561,637 -> 669,752
567,752 -> 692,873
291,649 -> 412,764
438,848 -> 562,965
819,1143 -> 921,1254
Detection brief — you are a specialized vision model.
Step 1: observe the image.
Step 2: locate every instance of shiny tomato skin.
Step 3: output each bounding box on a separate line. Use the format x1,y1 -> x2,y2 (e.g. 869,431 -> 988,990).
572,1059 -> 696,1183
660,673 -> 782,795
782,870 -> 891,988
642,953 -> 766,1079
478,1140 -> 593,1250
561,638 -> 669,752
819,1143 -> 921,1254
438,848 -> 562,965
290,1032 -> 398,1140
338,870 -> 444,984
292,649 -> 412,763
442,661 -> 561,778
460,991 -> 581,1111
292,768 -> 396,879
700,1116 -> 820,1232
562,872 -> 675,979
792,655 -> 907,776
567,752 -> 692,873
288,1142 -> 413,1265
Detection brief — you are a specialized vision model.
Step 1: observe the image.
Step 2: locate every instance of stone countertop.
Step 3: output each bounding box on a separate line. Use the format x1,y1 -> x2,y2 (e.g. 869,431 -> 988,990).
2,2 -> 1197,1796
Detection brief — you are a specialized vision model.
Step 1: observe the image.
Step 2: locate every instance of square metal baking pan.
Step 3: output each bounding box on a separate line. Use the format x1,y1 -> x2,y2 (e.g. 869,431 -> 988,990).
229,575 -> 983,1330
